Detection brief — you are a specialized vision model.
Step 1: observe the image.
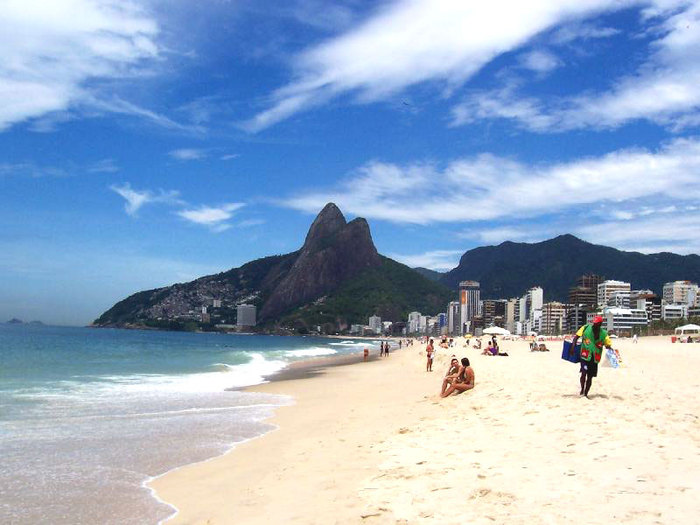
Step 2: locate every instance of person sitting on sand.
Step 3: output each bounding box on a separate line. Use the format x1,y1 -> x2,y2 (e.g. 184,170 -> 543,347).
440,357 -> 461,394
482,340 -> 497,356
441,358 -> 475,397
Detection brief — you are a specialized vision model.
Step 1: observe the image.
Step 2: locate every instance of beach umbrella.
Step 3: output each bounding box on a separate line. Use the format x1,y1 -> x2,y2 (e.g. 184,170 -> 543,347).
483,326 -> 511,336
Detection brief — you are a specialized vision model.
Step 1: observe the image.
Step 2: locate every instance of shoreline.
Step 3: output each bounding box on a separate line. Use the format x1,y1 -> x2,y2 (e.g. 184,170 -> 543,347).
148,342 -> 384,522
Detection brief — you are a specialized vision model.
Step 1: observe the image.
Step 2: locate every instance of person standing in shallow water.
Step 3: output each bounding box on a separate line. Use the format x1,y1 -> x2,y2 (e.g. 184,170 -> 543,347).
570,315 -> 614,398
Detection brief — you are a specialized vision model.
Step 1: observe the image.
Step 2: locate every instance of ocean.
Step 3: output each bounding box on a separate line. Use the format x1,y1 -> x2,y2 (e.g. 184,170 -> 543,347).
0,324 -> 380,524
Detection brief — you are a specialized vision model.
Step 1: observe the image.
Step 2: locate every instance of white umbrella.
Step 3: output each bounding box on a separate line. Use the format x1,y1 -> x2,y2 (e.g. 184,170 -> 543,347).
483,326 -> 511,336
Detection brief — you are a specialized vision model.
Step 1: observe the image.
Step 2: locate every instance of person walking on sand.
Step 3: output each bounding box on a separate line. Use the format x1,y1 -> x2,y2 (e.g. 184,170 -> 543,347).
441,358 -> 474,397
426,338 -> 435,371
570,315 -> 614,398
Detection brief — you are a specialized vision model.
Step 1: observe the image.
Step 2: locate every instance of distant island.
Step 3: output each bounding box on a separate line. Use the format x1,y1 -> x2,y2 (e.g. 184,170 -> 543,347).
5,318 -> 45,325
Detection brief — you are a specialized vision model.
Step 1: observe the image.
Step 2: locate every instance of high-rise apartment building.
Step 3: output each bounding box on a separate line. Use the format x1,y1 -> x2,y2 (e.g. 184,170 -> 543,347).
597,280 -> 631,307
447,301 -> 460,335
407,311 -> 421,334
368,315 -> 382,334
663,281 -> 699,306
459,281 -> 480,334
236,304 -> 256,327
541,301 -> 567,335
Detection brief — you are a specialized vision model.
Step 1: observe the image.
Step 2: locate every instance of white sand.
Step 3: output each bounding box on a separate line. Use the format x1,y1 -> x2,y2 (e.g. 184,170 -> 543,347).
150,336 -> 700,524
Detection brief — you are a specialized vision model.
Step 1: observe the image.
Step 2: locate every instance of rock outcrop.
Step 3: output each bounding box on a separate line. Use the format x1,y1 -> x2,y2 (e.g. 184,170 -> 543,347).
260,203 -> 381,319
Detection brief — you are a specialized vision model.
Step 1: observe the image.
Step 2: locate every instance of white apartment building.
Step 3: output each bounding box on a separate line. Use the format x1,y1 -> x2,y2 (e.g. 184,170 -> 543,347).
663,281 -> 699,306
236,304 -> 256,327
662,304 -> 687,320
603,307 -> 648,334
447,301 -> 460,335
419,315 -> 428,334
407,311 -> 421,334
368,315 -> 382,334
607,290 -> 631,309
597,280 -> 631,307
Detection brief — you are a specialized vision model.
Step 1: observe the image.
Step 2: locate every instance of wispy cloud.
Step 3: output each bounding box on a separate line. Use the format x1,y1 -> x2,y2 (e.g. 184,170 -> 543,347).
220,153 -> 240,161
177,203 -> 246,232
0,0 -> 162,131
281,137 -> 700,229
0,162 -> 68,178
168,148 -> 208,161
110,183 -> 181,216
452,1 -> 700,132
242,0 -> 663,131
87,158 -> 119,173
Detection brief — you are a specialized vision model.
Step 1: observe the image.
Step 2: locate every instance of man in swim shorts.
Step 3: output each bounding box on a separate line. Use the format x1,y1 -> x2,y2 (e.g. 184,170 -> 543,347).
570,315 -> 614,398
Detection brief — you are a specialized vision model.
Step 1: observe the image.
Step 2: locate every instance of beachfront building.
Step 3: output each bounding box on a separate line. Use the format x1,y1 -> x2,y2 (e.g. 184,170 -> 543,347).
407,311 -> 421,334
437,313 -> 447,335
482,299 -> 506,328
236,304 -> 256,327
567,306 -> 588,333
632,291 -> 662,323
663,281 -> 699,306
505,298 -> 518,334
662,304 -> 687,321
541,302 -> 567,335
447,301 -> 460,335
459,280 -> 480,334
368,315 -> 382,334
607,290 -> 631,308
349,324 -> 364,335
602,307 -> 648,335
526,287 -> 543,334
597,280 -> 631,308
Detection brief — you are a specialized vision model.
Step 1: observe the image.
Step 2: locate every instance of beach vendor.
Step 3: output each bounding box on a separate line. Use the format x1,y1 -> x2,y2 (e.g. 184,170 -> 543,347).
570,315 -> 614,398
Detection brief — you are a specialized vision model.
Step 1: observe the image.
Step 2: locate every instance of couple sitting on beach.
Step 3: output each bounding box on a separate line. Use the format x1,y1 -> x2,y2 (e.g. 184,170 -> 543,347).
481,339 -> 508,356
440,357 -> 475,397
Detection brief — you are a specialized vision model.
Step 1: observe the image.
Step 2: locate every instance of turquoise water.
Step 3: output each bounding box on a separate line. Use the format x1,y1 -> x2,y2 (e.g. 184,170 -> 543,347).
0,324 -> 378,524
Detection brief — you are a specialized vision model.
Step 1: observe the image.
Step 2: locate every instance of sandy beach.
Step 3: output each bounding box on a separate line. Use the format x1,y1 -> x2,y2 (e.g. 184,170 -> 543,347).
151,336 -> 700,524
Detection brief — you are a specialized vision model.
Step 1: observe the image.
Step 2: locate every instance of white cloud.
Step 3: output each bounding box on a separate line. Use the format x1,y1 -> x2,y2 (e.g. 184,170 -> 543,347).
110,183 -> 181,216
519,49 -> 561,73
282,137 -> 700,227
87,158 -> 119,173
0,0 -> 162,131
452,1 -> 700,132
220,153 -> 240,161
243,0 -> 636,131
177,203 -> 246,231
388,250 -> 462,271
169,148 -> 208,160
550,22 -> 620,44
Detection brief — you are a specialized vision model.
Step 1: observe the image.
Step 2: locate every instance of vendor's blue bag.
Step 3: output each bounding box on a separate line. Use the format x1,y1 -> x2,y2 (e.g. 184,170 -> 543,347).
561,340 -> 581,363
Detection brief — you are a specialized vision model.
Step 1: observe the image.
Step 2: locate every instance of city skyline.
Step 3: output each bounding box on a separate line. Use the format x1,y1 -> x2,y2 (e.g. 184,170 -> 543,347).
2,1 -> 700,325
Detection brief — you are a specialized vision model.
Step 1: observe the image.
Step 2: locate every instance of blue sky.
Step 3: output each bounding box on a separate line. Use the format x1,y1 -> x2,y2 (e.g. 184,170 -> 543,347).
1,0 -> 700,325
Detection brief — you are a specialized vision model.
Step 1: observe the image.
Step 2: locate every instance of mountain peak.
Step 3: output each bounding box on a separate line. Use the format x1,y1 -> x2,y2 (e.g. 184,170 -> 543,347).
302,202 -> 347,251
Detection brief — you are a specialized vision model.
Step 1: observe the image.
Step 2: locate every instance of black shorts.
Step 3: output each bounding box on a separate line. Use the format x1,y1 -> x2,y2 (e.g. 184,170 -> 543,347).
580,360 -> 598,377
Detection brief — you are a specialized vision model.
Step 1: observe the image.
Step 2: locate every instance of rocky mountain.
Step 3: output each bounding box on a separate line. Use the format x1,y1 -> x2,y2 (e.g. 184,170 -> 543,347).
94,203 -> 452,332
441,234 -> 700,300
